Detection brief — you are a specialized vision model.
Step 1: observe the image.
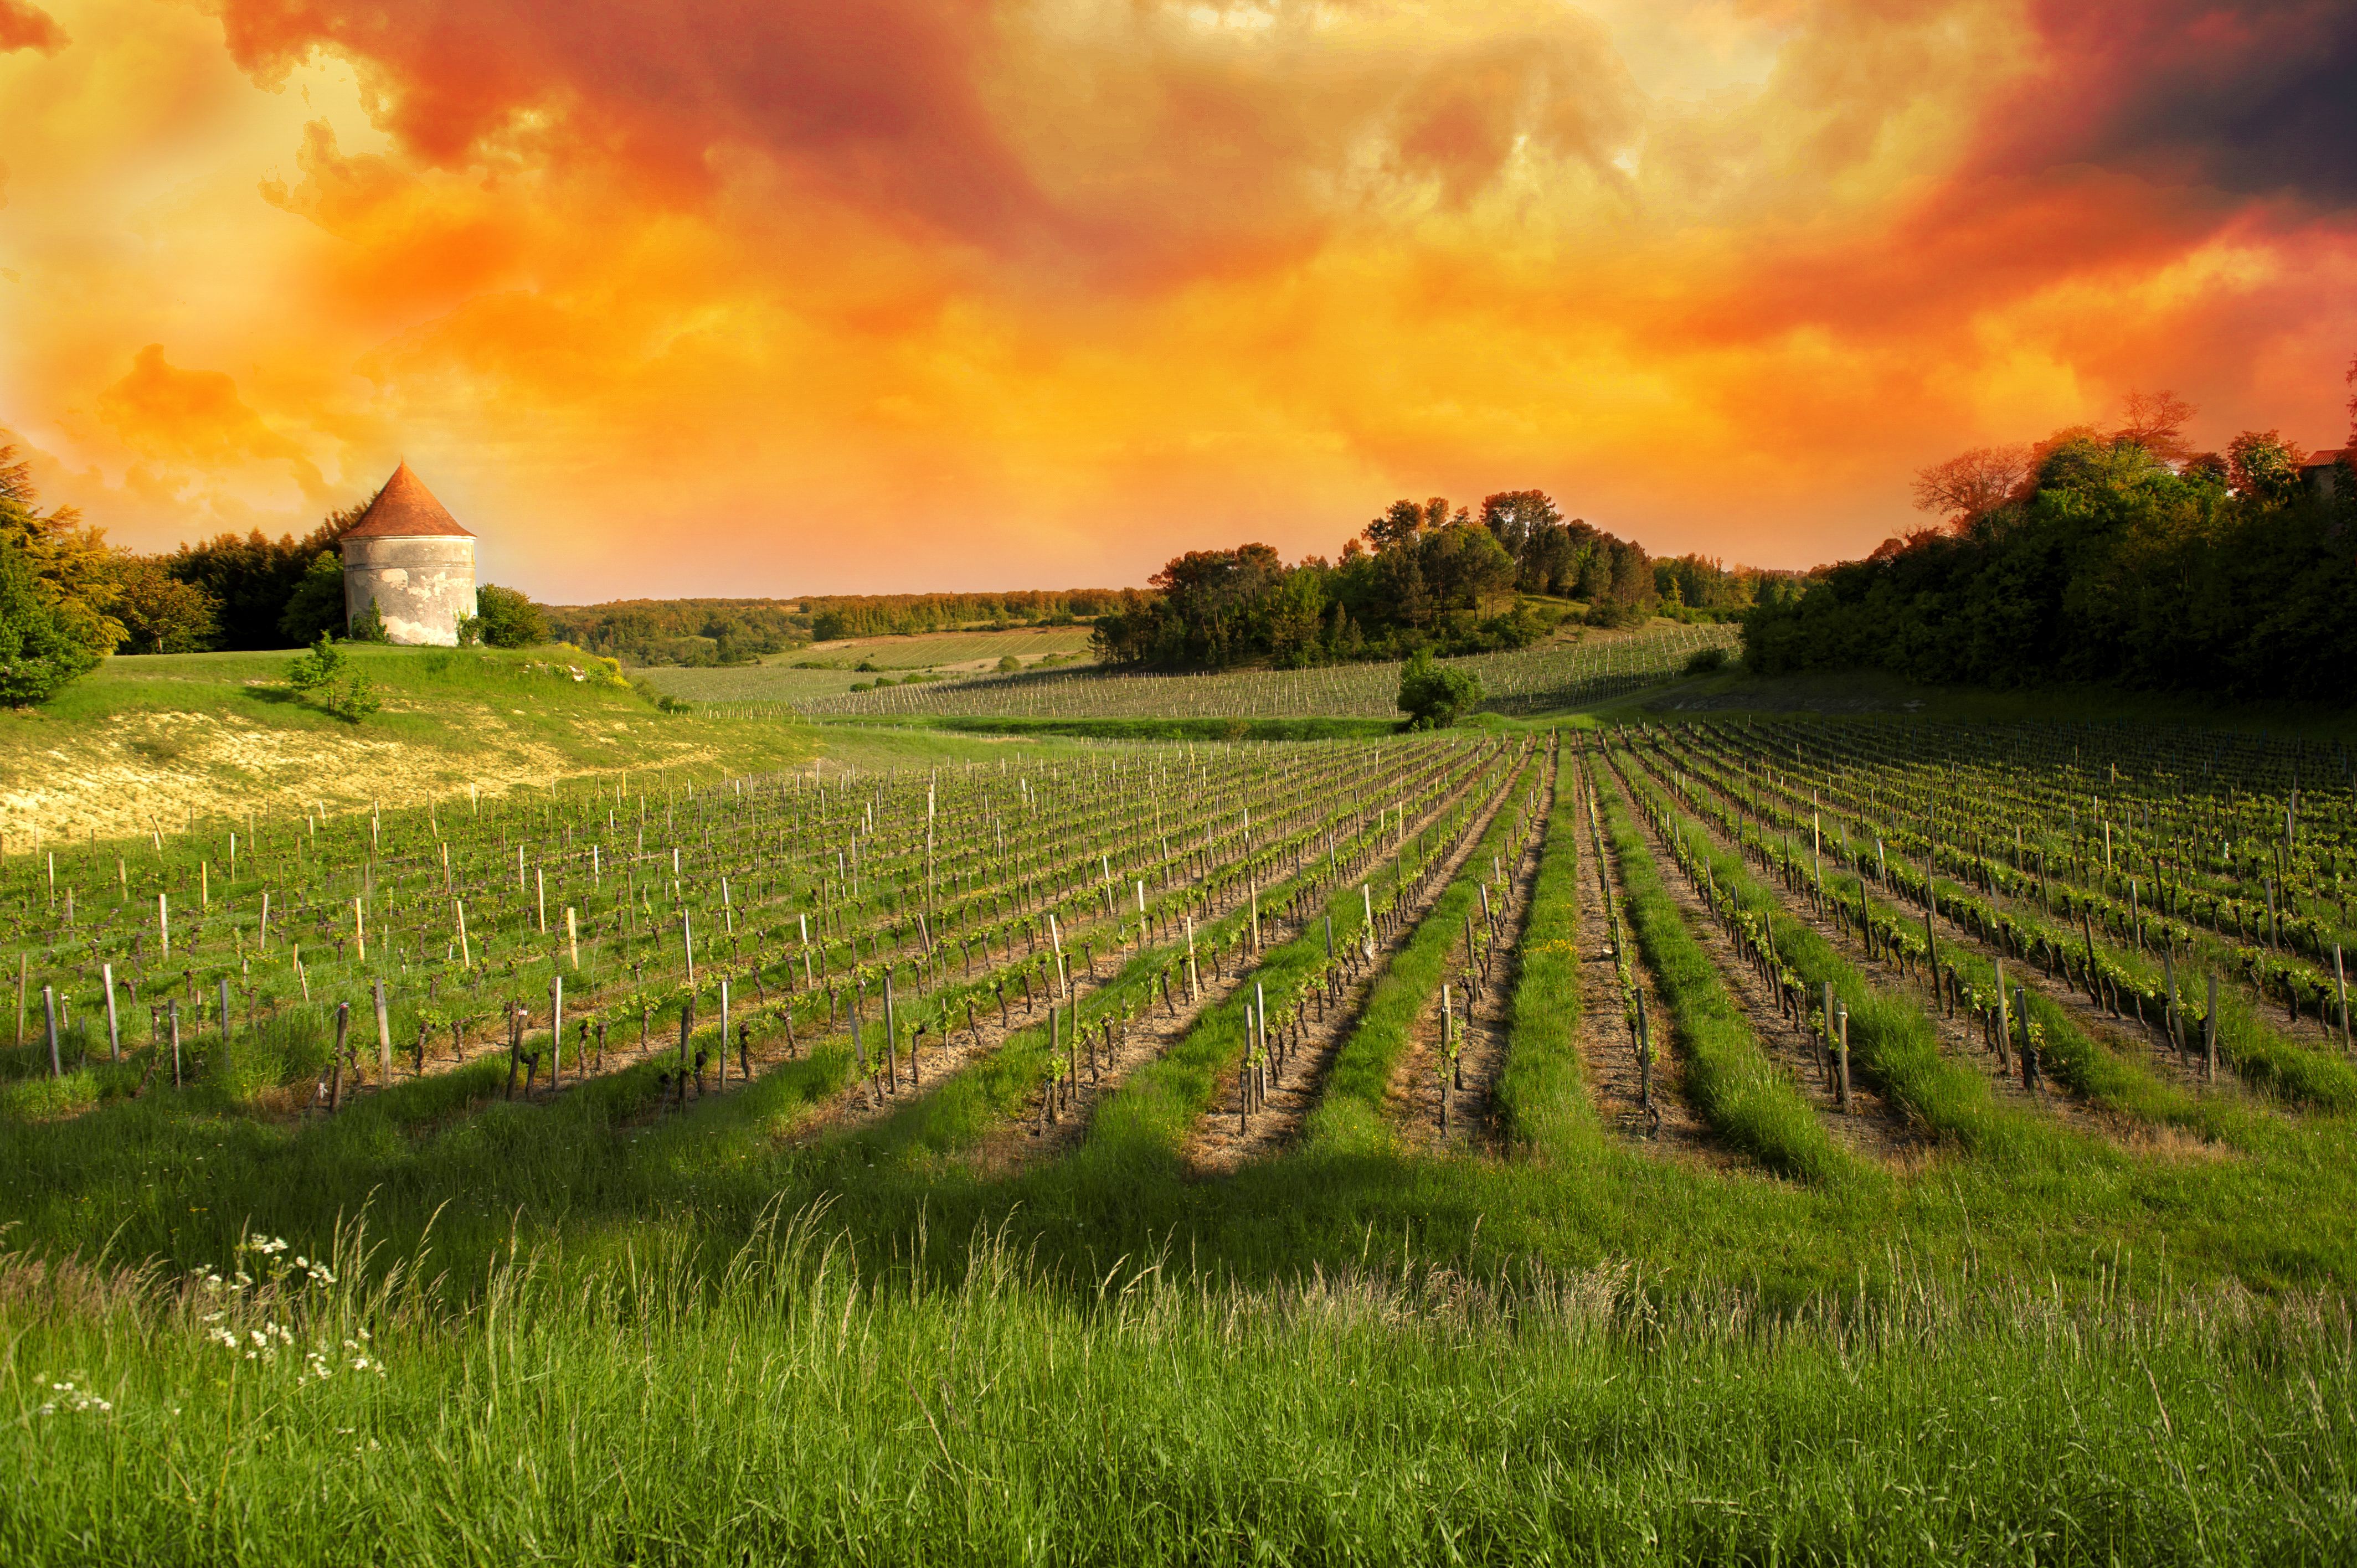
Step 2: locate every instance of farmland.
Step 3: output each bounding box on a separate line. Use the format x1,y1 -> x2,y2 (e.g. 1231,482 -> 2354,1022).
689,618 -> 1740,722
634,625 -> 1101,705
5,682 -> 2357,1563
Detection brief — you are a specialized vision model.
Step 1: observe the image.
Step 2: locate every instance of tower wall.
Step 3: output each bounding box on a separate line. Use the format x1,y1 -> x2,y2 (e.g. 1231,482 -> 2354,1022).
341,535 -> 476,647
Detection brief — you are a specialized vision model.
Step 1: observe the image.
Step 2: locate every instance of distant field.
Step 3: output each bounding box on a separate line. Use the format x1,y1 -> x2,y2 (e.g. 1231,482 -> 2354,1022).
694,621 -> 1739,721
634,626 -> 1098,702
630,664 -> 877,703
804,626 -> 1097,668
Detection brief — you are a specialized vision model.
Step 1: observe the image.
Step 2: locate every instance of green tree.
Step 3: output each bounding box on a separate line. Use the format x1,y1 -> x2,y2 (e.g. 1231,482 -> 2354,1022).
113,558 -> 220,653
0,540 -> 100,705
2226,430 -> 2303,501
165,497 -> 367,651
276,550 -> 348,644
0,443 -> 123,658
1416,521 -> 1517,613
1397,647 -> 1481,729
473,584 -> 548,648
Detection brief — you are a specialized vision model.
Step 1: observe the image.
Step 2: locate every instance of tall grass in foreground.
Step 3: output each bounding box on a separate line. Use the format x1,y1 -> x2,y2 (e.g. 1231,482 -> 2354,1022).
4,1212 -> 2353,1567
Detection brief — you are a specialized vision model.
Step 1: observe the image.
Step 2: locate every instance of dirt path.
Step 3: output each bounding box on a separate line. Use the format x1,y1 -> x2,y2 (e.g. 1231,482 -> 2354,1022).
1560,761 -> 1725,1161
969,917 -> 1295,1175
1182,755 -> 1533,1175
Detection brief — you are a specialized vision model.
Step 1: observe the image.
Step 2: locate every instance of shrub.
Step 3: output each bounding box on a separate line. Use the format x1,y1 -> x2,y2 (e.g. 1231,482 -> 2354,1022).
472,585 -> 548,649
348,597 -> 390,643
1396,647 -> 1481,729
1682,645 -> 1728,675
285,631 -> 380,723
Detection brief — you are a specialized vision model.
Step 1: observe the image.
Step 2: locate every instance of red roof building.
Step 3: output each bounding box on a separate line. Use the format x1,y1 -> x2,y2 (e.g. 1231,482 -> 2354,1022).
339,464 -> 479,646
340,462 -> 476,540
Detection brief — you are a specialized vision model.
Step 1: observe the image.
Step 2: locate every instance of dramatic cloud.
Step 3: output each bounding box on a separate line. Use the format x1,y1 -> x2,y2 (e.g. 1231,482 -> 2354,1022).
98,344 -> 325,493
0,1 -> 66,55
1981,1 -> 2357,202
1,0 -> 2351,598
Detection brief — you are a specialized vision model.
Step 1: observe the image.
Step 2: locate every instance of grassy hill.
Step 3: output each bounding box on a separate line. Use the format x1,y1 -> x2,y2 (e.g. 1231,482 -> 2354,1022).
0,645 -> 1026,842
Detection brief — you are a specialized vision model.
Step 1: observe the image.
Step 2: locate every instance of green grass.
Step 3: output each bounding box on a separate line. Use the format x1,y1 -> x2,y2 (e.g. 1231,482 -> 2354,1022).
13,721 -> 2357,1564
8,1216 -> 2355,1567
1598,770 -> 1857,1183
0,644 -> 1150,838
633,628 -> 1101,702
805,625 -> 1099,665
1491,762 -> 1604,1162
1305,761 -> 1541,1154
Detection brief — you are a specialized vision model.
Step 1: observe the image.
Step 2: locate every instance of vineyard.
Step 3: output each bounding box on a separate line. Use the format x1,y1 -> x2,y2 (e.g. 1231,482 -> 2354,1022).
7,707 -> 2357,1564
688,619 -> 1740,721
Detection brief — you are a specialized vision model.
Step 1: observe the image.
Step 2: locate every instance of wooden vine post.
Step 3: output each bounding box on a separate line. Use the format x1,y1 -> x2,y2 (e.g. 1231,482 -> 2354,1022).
2204,972 -> 2219,1082
102,963 -> 120,1062
373,978 -> 391,1081
1834,999 -> 1851,1112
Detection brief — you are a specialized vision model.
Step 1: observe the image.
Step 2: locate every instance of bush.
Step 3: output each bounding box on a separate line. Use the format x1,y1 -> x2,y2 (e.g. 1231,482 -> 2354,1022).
347,597 -> 390,643
471,584 -> 548,649
1682,645 -> 1728,675
1585,597 -> 1647,630
285,632 -> 380,723
997,654 -> 1021,673
1396,647 -> 1482,730
0,541 -> 99,705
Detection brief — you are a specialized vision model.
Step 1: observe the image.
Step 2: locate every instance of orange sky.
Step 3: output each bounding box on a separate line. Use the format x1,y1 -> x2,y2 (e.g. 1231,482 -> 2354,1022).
3,0 -> 2353,599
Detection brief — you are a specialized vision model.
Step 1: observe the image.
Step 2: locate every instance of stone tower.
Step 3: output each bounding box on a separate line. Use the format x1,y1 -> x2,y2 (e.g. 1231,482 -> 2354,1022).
340,463 -> 477,647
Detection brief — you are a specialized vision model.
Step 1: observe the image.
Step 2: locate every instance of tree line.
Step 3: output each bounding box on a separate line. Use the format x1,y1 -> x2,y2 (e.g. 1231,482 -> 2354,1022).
804,590 -> 1125,641
1091,490 -> 1783,672
0,452 -> 547,704
1741,379 -> 2357,703
543,590 -> 1131,666
544,599 -> 807,667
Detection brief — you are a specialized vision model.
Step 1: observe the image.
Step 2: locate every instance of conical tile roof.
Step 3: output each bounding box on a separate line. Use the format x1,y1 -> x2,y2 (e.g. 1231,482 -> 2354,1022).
340,462 -> 474,539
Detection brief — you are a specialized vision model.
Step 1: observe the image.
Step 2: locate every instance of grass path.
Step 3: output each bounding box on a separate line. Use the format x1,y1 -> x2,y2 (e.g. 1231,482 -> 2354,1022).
1596,764 -> 1863,1184
1383,754 -> 1556,1151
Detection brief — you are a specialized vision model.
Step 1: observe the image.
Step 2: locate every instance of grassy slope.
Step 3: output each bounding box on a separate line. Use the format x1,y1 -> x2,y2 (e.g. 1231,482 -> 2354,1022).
0,646 -> 1092,840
